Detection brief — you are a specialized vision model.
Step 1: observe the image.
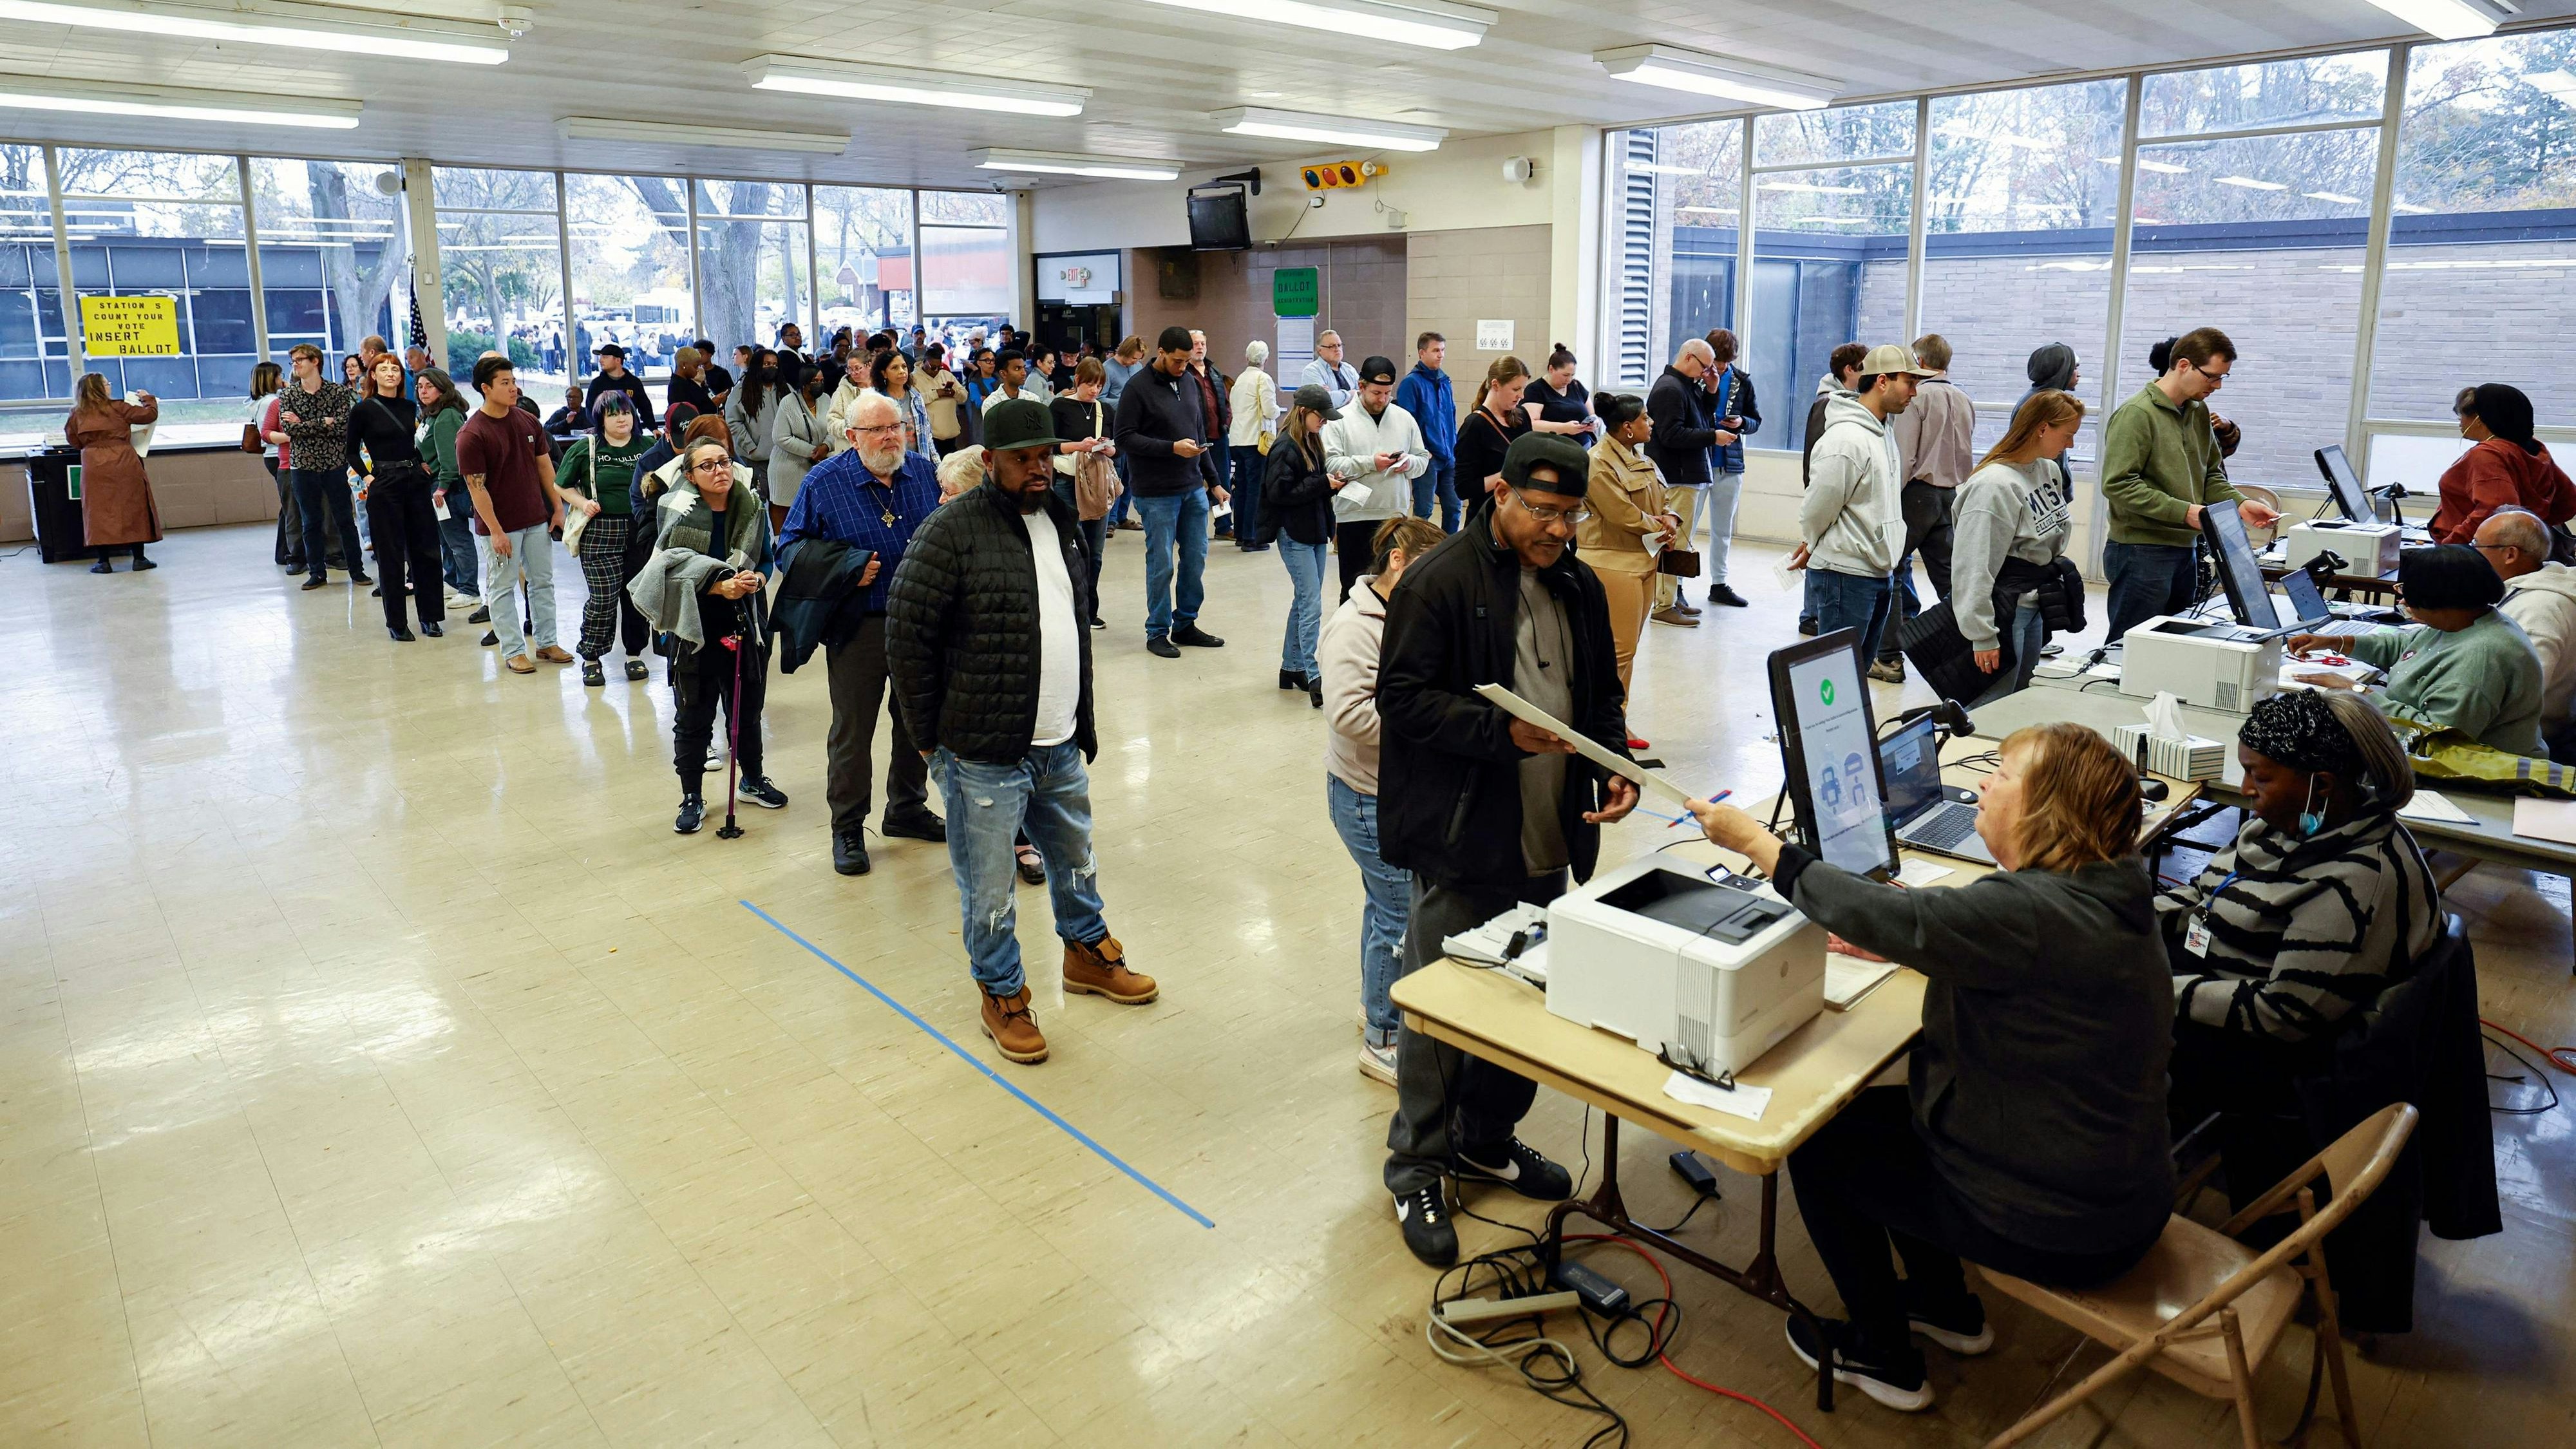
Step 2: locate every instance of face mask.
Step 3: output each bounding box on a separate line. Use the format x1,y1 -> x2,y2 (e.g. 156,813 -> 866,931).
2296,773 -> 2325,837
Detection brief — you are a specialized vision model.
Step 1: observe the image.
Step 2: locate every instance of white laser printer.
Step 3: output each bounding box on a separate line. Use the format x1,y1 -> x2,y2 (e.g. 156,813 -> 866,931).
2117,616 -> 2284,714
1544,855 -> 1826,1077
2279,519 -> 2401,578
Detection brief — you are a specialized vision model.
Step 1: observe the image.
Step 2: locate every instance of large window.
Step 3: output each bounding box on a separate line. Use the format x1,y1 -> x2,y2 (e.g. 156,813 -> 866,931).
1752,103 -> 1914,451
434,166 -> 564,399
1604,120 -> 1740,388
695,178 -> 810,357
52,148 -> 253,440
0,144 -> 68,423
815,185 -> 916,345
918,189 -> 1012,340
567,173 -> 692,384
251,158 -> 408,372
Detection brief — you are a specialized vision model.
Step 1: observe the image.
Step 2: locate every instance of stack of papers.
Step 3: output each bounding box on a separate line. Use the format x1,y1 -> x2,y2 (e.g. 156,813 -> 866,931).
1443,902 -> 1549,968
2398,789 -> 2477,826
1825,957 -> 1899,1011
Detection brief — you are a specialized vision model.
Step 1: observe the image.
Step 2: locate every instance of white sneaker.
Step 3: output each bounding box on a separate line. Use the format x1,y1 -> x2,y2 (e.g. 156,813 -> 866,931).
1358,1038 -> 1397,1086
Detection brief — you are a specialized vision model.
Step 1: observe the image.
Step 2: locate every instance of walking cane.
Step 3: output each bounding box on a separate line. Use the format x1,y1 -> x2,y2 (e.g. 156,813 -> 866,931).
715,632 -> 746,838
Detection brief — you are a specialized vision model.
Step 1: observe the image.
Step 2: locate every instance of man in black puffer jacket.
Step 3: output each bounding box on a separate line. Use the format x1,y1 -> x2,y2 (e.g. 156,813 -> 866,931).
887,399 -> 1160,1067
1375,431 -> 1642,1267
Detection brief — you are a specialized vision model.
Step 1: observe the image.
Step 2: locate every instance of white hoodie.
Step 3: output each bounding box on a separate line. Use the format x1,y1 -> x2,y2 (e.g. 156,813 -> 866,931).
1323,399 -> 1428,524
1800,390 -> 1905,578
2502,562 -> 2576,738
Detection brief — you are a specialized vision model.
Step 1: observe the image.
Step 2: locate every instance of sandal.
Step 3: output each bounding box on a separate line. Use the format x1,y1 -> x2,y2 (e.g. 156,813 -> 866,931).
1014,844 -> 1046,884
582,660 -> 605,687
623,658 -> 650,681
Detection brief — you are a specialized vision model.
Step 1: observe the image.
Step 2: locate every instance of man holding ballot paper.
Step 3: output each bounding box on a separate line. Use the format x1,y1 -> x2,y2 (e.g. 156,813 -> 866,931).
1375,431 -> 1641,1267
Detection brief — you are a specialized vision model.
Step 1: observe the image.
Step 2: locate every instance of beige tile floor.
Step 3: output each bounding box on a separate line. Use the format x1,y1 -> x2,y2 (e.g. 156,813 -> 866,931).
3,522 -> 2572,1449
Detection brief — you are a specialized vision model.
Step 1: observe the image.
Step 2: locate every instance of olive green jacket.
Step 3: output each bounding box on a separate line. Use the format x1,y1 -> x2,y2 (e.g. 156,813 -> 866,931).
2100,384 -> 2240,547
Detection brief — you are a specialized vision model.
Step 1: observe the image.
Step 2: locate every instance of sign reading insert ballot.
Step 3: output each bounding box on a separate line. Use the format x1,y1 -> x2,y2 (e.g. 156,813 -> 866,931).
80,295 -> 180,356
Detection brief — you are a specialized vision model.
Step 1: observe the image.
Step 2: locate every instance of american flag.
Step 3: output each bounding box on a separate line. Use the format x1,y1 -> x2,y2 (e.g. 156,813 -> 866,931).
408,276 -> 430,352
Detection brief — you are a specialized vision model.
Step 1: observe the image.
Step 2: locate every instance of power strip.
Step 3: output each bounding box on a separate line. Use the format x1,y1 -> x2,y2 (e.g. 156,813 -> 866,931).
1437,1290 -> 1582,1327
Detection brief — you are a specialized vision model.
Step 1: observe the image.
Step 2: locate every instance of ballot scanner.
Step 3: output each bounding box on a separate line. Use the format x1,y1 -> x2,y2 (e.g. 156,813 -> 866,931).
1545,855 -> 1826,1077
2280,519 -> 2401,578
2117,616 -> 2284,713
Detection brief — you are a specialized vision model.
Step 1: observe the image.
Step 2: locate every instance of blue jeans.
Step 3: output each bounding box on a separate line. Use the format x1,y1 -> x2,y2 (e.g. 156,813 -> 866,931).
434,491 -> 478,595
1229,444 -> 1266,545
478,525 -> 558,659
286,468 -> 365,583
1413,460 -> 1461,533
1106,453 -> 1135,526
936,743 -> 1110,996
1800,568 -> 1821,629
1278,538 -> 1328,676
1327,775 -> 1410,1045
1969,600 -> 2049,708
2104,540 -> 2201,645
1809,567 -> 1893,669
1208,437 -> 1235,535
1135,486 -> 1209,639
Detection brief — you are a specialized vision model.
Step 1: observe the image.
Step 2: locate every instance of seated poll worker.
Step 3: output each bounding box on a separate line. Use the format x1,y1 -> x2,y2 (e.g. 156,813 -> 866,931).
1686,723 -> 2173,1414
2156,691 -> 2438,1182
1376,432 -> 1640,1269
2287,543 -> 2546,757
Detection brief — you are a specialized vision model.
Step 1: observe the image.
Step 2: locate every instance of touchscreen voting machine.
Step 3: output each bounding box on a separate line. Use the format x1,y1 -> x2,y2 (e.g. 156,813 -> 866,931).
1769,630 -> 1901,882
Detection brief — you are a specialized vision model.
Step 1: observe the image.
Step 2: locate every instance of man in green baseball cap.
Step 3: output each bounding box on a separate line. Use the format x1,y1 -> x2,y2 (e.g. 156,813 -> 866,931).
885,395 -> 1159,1066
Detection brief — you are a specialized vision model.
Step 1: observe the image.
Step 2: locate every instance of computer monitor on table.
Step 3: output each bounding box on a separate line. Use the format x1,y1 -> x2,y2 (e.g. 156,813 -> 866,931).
2315,444 -> 2373,524
2199,498 -> 2280,630
1768,632 -> 1899,883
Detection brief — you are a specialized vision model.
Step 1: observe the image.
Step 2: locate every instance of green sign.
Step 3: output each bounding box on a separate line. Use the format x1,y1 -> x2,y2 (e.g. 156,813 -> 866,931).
66,462 -> 79,501
1819,678 -> 1835,706
1273,267 -> 1319,317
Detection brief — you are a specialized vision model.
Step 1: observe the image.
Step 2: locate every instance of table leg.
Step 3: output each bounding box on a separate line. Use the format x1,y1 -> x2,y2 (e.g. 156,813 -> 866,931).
1542,1114 -> 1837,1412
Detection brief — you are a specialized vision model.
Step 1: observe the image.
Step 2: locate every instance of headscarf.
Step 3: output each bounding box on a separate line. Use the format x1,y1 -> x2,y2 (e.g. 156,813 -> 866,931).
2025,343 -> 2076,393
2469,383 -> 2539,455
2398,543 -> 2505,612
2240,690 -> 2366,777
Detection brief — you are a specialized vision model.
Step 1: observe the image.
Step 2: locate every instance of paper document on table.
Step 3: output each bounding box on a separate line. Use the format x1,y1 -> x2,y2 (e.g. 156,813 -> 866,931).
1663,1071 -> 1773,1121
2512,797 -> 2576,844
2398,789 -> 2476,826
1473,683 -> 1696,806
1824,958 -> 1898,1011
1893,858 -> 1954,886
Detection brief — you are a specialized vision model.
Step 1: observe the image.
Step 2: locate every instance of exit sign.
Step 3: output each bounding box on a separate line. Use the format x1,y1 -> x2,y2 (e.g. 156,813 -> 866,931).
1273,267 -> 1319,317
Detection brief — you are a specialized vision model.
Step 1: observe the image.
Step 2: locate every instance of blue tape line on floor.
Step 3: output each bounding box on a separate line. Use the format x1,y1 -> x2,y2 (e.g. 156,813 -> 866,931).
741,900 -> 1215,1229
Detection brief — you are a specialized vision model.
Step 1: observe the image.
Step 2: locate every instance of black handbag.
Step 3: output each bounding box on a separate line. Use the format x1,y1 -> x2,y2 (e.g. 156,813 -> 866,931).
1656,547 -> 1702,578
1896,598 -> 2013,705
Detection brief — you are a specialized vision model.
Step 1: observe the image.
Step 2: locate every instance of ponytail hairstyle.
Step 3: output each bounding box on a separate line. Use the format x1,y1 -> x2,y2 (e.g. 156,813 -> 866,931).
1368,515 -> 1445,574
1474,355 -> 1531,411
1976,390 -> 2086,471
1595,390 -> 1647,437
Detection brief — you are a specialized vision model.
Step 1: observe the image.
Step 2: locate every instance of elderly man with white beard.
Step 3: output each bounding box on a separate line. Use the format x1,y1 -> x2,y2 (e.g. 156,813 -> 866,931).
779,391 -> 949,876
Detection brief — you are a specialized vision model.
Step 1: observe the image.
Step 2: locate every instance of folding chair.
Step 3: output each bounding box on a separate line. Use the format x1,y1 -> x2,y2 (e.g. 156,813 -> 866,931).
1982,1102 -> 2418,1449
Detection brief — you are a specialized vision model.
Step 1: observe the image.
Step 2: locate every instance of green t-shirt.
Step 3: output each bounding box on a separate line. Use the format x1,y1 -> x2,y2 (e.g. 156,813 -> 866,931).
562,432 -> 654,516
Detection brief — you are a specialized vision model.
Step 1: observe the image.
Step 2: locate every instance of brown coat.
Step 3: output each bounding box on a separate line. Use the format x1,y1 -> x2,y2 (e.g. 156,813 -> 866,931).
67,397 -> 161,547
1576,431 -> 1668,574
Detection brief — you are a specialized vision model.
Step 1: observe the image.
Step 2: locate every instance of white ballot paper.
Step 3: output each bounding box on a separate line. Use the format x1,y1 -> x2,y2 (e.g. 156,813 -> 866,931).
1473,682 -> 1697,807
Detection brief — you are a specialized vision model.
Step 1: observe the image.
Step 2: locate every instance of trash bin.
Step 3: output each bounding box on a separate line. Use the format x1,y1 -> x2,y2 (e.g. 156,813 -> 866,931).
23,445 -> 85,564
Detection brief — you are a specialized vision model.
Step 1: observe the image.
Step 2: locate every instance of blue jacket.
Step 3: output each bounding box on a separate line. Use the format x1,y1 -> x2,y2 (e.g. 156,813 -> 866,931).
777,447 -> 943,615
1708,365 -> 1762,476
1395,363 -> 1458,464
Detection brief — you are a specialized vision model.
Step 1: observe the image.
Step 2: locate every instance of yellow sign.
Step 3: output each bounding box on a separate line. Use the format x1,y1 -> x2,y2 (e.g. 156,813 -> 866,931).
79,294 -> 180,357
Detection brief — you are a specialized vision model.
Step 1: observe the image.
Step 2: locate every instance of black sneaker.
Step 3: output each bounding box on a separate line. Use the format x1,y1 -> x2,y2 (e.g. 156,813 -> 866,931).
1707,583 -> 1748,607
301,576 -> 329,591
468,605 -> 491,624
1783,1316 -> 1931,1412
1904,1286 -> 1993,1355
480,632 -> 499,647
352,573 -> 373,587
1090,616 -> 1106,630
674,794 -> 705,834
1454,1136 -> 1573,1201
833,829 -> 871,876
882,810 -> 946,842
1797,617 -> 1818,638
1171,623 -> 1226,648
739,775 -> 789,810
1393,1182 -> 1457,1267
1146,634 -> 1181,659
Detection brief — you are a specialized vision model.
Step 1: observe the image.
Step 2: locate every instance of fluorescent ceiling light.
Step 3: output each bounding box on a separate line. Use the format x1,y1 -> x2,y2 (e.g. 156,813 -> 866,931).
2213,174 -> 2287,191
559,117 -> 849,154
2135,156 -> 2190,174
972,148 -> 1182,180
744,55 -> 1087,117
1757,180 -> 1864,194
2525,70 -> 2576,100
0,73 -> 359,128
2359,0 -> 2514,41
1212,106 -> 1445,151
0,1 -> 507,65
1593,43 -> 1837,110
1676,205 -> 1736,214
2304,190 -> 2363,204
1130,0 -> 1492,51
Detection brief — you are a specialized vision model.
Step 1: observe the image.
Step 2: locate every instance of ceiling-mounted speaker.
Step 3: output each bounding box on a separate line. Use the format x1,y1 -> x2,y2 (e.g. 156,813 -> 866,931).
374,170 -> 402,196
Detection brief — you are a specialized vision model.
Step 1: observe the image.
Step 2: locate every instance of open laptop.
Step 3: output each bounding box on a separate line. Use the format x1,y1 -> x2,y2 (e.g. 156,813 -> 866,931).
1882,714 -> 1996,866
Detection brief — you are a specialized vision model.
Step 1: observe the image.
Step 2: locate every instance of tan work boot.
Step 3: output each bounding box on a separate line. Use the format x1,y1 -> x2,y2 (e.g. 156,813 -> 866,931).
534,645 -> 575,664
981,987 -> 1048,1063
1063,934 -> 1157,1004
504,654 -> 536,674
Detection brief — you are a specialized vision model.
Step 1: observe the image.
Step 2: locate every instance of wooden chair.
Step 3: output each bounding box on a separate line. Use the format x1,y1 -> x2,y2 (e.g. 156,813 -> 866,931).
1982,1103 -> 2419,1449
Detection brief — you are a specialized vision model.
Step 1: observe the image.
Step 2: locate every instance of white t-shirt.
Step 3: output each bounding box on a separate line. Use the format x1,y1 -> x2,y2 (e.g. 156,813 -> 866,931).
1023,508 -> 1081,747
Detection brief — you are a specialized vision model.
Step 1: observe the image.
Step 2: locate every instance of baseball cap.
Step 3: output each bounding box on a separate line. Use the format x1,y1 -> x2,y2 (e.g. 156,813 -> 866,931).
981,397 -> 1063,452
594,342 -> 626,359
1856,343 -> 1937,378
1500,433 -> 1591,496
1357,355 -> 1397,386
1290,382 -> 1341,421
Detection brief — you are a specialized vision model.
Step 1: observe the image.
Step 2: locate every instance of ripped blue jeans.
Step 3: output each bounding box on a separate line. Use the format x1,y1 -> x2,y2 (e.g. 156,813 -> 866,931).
933,742 -> 1109,996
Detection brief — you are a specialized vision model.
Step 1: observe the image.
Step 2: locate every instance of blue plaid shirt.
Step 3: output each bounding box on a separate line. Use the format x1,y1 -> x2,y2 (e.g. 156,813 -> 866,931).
777,447 -> 942,615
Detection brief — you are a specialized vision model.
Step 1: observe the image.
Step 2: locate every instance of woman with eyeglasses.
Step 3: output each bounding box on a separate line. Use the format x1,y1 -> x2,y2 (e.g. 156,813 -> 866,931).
643,438 -> 785,833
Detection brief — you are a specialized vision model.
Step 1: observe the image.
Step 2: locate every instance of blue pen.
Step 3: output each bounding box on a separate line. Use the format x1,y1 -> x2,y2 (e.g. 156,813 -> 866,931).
1648,788 -> 1731,828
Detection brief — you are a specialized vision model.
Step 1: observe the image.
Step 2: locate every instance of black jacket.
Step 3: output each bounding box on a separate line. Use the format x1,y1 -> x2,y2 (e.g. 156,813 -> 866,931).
1775,848 -> 2177,1255
1260,434 -> 1334,546
886,482 -> 1097,764
1115,361 -> 1217,496
770,536 -> 873,675
1646,365 -> 1716,488
1378,520 -> 1629,891
587,370 -> 658,431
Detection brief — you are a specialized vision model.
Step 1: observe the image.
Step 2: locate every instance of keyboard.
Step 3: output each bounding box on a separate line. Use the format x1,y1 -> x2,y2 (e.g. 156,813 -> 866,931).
1902,803 -> 1981,851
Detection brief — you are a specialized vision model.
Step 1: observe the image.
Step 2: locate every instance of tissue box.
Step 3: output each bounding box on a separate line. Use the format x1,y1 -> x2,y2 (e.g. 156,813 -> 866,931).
2111,724 -> 2226,782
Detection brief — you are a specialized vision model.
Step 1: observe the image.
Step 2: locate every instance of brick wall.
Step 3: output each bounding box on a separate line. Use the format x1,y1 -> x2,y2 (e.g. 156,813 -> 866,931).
1122,238 -> 1410,385
1408,224 -> 1553,429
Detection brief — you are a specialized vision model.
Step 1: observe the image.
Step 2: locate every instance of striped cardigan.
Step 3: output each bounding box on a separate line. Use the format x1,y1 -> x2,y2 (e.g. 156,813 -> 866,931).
2155,811 -> 2439,1042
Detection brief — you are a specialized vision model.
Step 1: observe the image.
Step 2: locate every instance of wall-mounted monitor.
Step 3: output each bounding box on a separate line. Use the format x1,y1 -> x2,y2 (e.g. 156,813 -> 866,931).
1186,186 -> 1251,251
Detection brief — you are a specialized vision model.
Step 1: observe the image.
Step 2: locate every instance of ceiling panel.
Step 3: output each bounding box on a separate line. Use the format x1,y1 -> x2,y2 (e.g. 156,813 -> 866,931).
0,1 -> 2568,187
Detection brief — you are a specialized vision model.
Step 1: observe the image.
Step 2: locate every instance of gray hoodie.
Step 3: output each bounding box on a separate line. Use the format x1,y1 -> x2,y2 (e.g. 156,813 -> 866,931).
1799,390 -> 1904,578
1949,459 -> 2073,651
